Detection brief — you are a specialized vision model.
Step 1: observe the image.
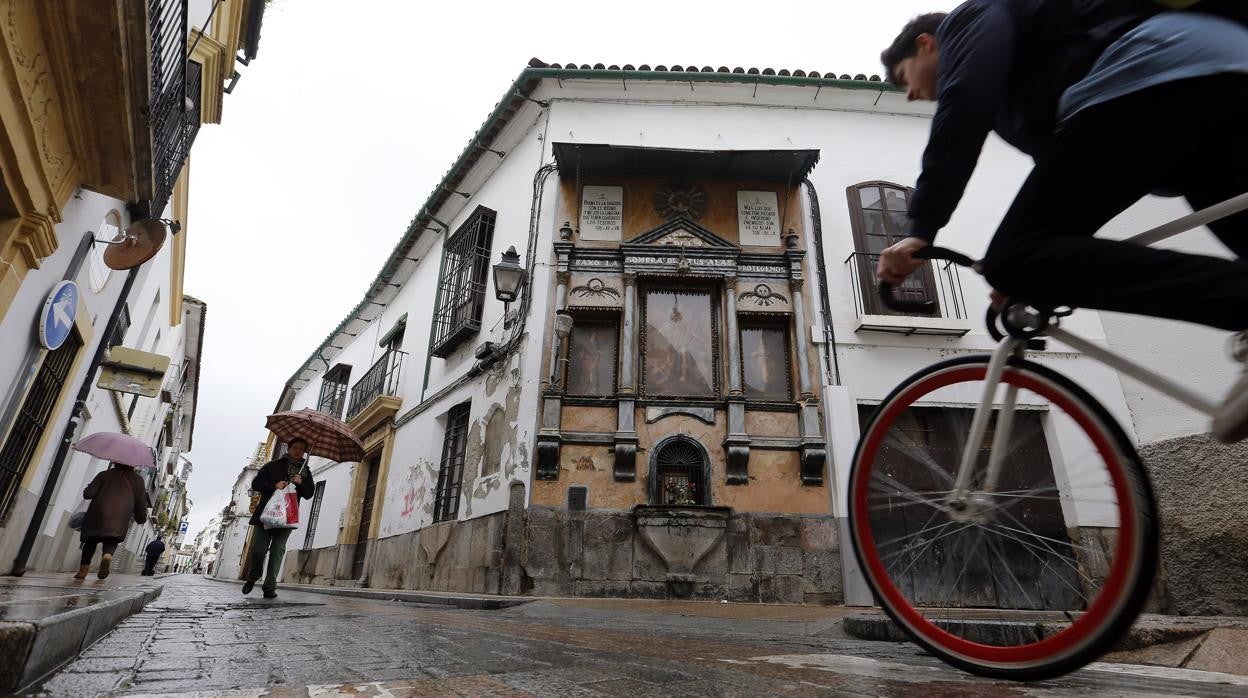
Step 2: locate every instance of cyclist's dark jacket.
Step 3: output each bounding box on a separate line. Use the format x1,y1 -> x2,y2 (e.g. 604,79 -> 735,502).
907,0 -> 1201,243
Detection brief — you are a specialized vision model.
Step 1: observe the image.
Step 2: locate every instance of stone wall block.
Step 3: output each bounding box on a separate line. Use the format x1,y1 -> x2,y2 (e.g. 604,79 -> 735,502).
751,515 -> 801,546
800,517 -> 836,551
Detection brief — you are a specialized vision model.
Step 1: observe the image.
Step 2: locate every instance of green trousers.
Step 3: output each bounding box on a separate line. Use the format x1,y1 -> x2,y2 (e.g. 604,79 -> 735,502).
246,525 -> 293,592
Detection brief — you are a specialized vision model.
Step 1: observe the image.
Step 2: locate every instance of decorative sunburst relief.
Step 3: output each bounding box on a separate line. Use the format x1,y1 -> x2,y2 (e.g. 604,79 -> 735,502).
653,182 -> 708,221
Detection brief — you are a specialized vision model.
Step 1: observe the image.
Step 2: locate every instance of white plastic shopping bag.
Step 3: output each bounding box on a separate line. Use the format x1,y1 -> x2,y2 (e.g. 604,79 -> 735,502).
259,484 -> 300,530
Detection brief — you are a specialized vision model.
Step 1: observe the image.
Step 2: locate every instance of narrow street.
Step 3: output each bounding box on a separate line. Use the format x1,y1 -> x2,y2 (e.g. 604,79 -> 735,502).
27,576 -> 1247,697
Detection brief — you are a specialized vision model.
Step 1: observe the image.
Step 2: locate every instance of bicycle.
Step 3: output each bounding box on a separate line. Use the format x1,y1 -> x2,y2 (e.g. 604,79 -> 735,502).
847,192 -> 1248,681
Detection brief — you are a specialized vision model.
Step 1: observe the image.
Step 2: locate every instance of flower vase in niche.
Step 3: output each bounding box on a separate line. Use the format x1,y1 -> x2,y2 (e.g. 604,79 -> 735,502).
665,480 -> 697,506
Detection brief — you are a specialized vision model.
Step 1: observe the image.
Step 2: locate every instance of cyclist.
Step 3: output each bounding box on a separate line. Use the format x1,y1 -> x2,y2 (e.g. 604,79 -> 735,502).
876,0 -> 1248,442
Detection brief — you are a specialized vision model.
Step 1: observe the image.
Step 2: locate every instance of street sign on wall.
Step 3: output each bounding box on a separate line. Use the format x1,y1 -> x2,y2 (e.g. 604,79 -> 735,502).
38,280 -> 79,350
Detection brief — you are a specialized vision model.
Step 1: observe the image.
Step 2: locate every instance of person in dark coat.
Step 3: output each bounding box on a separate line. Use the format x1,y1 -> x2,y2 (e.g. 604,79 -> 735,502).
76,463 -> 148,580
142,536 -> 166,576
243,438 -> 314,598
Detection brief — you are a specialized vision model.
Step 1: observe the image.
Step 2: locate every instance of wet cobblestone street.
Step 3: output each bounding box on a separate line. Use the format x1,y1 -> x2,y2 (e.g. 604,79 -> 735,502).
26,576 -> 1248,696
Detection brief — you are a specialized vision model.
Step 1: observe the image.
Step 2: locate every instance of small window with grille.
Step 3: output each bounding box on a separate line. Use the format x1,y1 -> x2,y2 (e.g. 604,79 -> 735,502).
434,402 -> 472,522
430,207 -> 496,358
303,481 -> 326,550
317,364 -> 351,418
652,438 -> 708,506
0,331 -> 82,518
108,303 -> 131,349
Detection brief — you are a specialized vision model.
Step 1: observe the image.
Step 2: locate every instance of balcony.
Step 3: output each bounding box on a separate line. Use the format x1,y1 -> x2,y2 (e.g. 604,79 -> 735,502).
346,349 -> 406,432
845,252 -> 972,337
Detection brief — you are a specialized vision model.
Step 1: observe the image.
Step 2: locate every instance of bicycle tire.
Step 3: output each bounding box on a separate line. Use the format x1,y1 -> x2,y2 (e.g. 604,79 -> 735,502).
848,355 -> 1158,681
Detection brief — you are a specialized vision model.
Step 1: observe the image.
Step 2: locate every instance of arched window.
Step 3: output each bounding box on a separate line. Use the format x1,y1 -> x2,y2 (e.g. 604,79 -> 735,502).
88,211 -> 124,292
847,182 -> 939,315
650,437 -> 709,506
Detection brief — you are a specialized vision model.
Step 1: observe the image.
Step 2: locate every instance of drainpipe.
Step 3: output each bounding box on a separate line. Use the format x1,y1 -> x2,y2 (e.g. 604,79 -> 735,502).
803,179 -> 841,386
9,264 -> 141,576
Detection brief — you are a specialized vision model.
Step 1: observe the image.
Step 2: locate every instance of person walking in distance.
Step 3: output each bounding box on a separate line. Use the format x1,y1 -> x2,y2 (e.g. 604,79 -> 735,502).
75,463 -> 149,580
142,535 -> 165,576
243,438 -> 314,598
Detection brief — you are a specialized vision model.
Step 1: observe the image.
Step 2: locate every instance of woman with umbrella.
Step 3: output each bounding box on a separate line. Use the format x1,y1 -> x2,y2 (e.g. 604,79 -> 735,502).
247,408 -> 363,598
71,433 -> 152,580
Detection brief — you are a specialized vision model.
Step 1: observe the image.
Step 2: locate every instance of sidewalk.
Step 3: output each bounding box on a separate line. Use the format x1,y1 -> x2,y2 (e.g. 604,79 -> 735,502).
0,571 -> 166,693
202,575 -> 1248,675
844,610 -> 1248,676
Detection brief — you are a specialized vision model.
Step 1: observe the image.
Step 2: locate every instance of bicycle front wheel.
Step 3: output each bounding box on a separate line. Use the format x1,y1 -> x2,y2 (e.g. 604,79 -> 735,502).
849,355 -> 1157,681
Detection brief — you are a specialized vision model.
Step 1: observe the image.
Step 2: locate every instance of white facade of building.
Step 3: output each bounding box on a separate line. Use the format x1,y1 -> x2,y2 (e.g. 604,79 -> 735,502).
259,64 -> 1227,600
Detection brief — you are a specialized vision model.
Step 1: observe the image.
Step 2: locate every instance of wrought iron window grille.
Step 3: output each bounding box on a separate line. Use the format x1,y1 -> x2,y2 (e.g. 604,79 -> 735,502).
317,364 -> 351,419
144,0 -> 199,216
0,333 -> 82,519
431,208 -> 497,358
345,350 -> 405,421
302,481 -> 326,550
434,403 -> 472,523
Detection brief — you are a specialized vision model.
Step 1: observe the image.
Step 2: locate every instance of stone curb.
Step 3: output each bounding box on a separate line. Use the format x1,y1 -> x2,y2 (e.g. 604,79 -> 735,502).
205,575 -> 531,610
0,584 -> 162,694
843,613 -> 1217,650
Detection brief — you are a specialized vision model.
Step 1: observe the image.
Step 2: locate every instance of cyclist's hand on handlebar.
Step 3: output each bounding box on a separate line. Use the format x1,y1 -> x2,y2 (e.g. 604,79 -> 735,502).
990,290 -> 1008,311
877,236 -> 930,285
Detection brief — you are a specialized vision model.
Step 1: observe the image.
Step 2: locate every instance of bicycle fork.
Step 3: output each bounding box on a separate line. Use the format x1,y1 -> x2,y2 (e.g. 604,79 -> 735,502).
947,338 -> 1026,520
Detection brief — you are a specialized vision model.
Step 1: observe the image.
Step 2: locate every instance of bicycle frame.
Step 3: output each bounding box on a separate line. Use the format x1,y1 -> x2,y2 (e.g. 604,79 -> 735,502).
949,191 -> 1248,503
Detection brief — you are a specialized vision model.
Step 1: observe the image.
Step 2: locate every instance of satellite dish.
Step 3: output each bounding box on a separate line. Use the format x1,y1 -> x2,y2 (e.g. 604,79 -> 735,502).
103,218 -> 176,270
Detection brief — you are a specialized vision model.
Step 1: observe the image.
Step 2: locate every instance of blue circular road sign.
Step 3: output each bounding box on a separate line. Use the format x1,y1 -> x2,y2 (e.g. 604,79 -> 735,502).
39,280 -> 79,350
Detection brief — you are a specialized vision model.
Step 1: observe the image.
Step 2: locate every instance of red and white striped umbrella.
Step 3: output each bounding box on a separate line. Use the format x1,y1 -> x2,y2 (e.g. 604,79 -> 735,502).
264,408 -> 365,462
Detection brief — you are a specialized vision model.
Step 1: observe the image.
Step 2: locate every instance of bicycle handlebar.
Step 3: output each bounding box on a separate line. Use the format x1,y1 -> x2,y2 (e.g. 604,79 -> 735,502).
877,246 -> 978,313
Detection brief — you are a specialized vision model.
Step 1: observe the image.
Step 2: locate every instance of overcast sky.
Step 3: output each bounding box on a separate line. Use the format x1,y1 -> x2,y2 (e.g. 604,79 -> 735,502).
181,0 -> 962,539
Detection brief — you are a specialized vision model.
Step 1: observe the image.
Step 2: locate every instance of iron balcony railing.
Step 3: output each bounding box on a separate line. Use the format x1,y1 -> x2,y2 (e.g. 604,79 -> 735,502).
845,251 -> 969,321
346,349 -> 406,420
145,0 -> 200,216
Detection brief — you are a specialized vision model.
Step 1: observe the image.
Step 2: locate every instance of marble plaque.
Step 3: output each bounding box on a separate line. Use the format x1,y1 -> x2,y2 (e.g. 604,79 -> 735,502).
580,186 -> 624,241
737,190 -> 781,247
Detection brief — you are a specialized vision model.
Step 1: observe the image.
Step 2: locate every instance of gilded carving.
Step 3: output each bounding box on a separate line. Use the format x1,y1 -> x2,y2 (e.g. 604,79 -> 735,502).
570,278 -> 621,301
739,284 -> 787,308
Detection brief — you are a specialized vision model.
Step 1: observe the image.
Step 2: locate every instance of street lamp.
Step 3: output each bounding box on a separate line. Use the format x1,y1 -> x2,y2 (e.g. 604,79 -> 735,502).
492,246 -> 524,303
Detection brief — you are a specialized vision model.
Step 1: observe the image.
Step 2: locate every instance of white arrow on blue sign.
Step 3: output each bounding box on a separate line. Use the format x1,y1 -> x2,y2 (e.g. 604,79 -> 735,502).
38,280 -> 79,350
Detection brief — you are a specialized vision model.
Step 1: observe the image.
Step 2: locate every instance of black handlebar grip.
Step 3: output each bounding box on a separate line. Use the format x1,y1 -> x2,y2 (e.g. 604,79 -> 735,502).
876,246 -> 978,313
878,281 -> 939,313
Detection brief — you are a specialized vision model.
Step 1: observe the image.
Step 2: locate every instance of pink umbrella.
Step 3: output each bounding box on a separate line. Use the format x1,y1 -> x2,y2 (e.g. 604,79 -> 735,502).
72,432 -> 157,469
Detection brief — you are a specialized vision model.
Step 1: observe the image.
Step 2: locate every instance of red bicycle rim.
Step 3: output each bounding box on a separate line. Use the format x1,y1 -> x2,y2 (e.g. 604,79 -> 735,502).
852,365 -> 1140,667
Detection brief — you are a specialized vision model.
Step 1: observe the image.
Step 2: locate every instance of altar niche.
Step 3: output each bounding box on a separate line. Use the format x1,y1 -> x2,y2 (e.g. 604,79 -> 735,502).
535,173 -> 827,516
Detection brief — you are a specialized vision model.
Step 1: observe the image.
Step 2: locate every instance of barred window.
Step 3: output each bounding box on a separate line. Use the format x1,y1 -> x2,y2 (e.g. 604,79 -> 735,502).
434,403 -> 471,523
0,332 -> 82,518
431,208 -> 496,358
317,364 -> 351,418
302,481 -> 326,550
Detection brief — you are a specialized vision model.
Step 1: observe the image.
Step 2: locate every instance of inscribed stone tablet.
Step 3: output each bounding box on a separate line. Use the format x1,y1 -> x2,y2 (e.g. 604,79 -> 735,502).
580,186 -> 624,241
737,190 -> 781,247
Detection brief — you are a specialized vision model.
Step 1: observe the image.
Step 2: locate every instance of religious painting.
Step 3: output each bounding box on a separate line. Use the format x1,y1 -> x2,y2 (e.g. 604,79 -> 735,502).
643,289 -> 717,398
741,325 -> 791,401
566,321 -> 618,396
